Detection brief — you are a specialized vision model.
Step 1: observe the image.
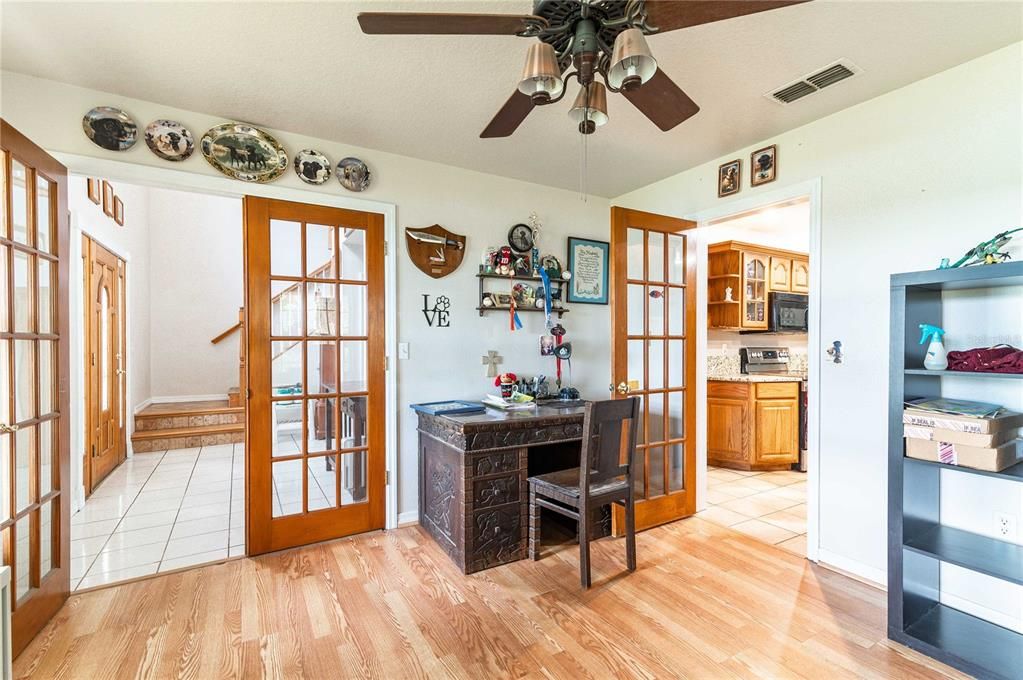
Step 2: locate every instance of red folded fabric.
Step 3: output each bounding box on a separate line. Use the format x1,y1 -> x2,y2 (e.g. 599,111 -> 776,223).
947,346 -> 1023,373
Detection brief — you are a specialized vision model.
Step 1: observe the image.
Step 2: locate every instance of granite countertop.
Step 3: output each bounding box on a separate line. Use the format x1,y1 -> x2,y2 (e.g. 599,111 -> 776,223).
707,373 -> 807,383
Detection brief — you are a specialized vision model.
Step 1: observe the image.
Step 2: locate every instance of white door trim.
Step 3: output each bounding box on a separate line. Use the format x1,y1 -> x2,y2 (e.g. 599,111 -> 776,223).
55,152 -> 401,531
685,177 -> 823,563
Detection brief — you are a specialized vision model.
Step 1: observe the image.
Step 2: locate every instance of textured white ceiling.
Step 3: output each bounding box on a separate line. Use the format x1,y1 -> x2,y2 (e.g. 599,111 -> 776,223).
2,1 -> 1020,196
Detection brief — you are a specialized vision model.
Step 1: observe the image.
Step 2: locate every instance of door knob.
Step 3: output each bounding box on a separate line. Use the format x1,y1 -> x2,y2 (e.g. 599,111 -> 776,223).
615,382 -> 630,395
116,369 -> 127,376
0,423 -> 20,434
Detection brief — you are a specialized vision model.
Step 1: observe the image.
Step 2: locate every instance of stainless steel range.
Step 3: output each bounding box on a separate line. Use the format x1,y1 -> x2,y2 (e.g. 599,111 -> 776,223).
739,346 -> 790,375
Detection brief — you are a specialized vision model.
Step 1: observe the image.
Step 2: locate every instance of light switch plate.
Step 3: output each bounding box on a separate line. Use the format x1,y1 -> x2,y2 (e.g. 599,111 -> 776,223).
398,342 -> 410,360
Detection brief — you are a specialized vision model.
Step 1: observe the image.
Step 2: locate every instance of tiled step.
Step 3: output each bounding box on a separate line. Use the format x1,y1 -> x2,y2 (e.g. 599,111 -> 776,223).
131,422 -> 245,453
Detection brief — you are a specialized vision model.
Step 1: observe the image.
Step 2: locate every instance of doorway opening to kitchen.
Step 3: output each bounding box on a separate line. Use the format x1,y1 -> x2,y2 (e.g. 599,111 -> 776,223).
698,197 -> 813,555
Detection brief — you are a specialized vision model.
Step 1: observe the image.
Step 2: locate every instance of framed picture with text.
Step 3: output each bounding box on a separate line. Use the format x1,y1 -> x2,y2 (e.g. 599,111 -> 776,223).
566,236 -> 609,305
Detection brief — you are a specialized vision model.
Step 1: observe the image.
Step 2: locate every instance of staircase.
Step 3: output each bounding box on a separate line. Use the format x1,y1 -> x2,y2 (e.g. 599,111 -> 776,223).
131,399 -> 245,452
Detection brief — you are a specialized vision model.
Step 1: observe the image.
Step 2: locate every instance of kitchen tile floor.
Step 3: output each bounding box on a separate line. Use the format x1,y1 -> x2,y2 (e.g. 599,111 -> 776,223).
70,444 -> 244,591
700,466 -> 807,554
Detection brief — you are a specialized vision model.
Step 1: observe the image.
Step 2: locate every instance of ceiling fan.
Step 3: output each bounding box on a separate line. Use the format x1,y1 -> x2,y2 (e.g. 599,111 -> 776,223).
358,1 -> 808,138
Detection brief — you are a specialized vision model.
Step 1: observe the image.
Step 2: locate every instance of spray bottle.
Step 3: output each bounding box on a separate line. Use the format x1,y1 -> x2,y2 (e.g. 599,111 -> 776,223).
919,324 -> 948,371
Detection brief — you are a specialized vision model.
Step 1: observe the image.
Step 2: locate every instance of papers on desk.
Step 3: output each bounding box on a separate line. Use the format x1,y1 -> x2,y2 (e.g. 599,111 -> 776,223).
482,394 -> 536,411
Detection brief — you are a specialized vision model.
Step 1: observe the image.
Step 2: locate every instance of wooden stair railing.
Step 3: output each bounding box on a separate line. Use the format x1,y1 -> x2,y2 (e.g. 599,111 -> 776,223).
210,308 -> 246,407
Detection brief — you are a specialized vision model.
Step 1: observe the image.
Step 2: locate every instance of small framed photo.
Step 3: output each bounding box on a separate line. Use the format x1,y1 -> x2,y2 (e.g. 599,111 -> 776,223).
566,236 -> 609,305
113,197 -> 124,226
102,180 -> 114,217
750,145 -> 777,186
540,335 -> 555,356
718,159 -> 741,197
87,178 -> 101,205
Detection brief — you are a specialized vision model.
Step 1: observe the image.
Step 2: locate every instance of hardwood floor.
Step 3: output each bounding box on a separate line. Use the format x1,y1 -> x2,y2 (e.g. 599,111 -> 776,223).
15,517 -> 964,679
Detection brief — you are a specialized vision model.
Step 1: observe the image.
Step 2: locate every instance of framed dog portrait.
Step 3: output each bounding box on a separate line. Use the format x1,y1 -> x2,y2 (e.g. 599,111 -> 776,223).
718,159 -> 741,197
751,145 -> 777,186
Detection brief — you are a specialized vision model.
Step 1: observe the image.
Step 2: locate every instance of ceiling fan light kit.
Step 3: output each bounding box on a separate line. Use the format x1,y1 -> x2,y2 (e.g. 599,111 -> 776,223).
358,0 -> 809,138
517,42 -> 565,104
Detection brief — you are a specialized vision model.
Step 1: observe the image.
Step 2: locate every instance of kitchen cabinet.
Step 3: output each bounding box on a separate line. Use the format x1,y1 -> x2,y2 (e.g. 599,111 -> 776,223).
708,380 -> 799,470
708,241 -> 809,329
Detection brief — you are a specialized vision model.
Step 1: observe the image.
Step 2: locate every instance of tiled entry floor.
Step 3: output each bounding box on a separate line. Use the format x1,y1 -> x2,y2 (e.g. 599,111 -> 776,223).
699,466 -> 807,555
71,444 -> 244,590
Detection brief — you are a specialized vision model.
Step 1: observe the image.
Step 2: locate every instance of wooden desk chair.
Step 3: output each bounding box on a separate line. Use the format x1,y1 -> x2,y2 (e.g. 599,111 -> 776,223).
527,397 -> 640,588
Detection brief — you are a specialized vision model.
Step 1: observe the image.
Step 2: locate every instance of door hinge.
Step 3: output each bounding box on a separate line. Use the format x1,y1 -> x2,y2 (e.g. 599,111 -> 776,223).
386,470 -> 391,486
384,240 -> 389,256
384,356 -> 389,371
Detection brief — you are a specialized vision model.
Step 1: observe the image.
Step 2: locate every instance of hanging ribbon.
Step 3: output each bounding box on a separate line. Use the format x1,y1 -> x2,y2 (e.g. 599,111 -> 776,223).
538,267 -> 553,328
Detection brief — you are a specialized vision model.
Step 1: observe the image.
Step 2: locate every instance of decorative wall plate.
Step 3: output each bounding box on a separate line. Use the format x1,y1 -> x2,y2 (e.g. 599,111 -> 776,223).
337,157 -> 371,192
144,119 -> 194,161
199,123 -> 288,183
293,149 -> 331,185
83,106 -> 138,151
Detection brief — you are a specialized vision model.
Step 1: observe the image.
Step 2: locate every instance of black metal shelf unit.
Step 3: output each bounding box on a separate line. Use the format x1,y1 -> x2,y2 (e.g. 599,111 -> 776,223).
888,261 -> 1023,680
476,270 -> 569,318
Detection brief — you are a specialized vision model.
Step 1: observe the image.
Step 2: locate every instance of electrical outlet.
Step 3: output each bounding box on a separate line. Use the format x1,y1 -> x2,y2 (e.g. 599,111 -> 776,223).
996,513 -> 1017,539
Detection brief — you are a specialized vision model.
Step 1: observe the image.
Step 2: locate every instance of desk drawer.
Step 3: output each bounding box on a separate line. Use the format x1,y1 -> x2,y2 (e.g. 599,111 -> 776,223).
471,450 -> 521,477
472,473 -> 521,508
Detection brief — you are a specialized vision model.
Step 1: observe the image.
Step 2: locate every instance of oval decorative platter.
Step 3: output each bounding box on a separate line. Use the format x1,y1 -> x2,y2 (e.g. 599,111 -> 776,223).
83,106 -> 138,151
144,119 -> 194,161
337,157 -> 371,192
294,149 -> 331,185
199,123 -> 288,183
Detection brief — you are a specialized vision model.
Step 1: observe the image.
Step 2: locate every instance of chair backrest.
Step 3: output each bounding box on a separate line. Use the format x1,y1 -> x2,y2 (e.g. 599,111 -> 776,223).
579,398 -> 640,486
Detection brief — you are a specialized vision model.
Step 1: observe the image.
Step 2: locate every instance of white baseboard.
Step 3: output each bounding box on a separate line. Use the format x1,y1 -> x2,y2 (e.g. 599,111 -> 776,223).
133,397 -> 154,414
135,394 -> 230,413
397,510 -> 418,527
818,548 -> 887,588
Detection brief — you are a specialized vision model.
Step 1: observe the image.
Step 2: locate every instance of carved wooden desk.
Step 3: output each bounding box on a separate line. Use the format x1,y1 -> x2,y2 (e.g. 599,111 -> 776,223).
416,405 -> 588,574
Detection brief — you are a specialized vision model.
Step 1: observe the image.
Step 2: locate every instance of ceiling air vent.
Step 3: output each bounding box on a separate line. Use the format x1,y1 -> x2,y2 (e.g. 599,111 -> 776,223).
766,60 -> 861,105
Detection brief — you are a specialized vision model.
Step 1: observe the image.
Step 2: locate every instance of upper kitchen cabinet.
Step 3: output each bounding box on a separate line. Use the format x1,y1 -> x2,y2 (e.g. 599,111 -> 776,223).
708,241 -> 809,329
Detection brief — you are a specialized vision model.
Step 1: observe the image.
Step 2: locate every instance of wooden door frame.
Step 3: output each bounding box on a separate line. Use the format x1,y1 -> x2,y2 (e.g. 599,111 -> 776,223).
610,206 -> 698,532
686,178 -> 823,563
51,154 -> 399,531
1,119 -> 72,657
80,234 -> 127,496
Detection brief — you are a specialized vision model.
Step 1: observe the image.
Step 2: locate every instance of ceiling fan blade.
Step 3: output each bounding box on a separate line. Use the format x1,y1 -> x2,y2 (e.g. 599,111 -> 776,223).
357,12 -> 543,35
622,68 -> 700,132
644,0 -> 810,33
480,91 -> 536,138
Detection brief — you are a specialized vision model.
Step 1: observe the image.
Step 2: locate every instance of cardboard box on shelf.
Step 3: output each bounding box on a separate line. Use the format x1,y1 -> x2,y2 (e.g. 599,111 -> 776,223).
905,437 -> 1022,472
902,408 -> 1023,435
903,425 -> 1021,449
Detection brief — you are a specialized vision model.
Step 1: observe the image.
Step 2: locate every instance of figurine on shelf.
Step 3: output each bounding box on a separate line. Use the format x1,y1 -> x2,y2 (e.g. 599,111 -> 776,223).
514,255 -> 532,276
494,245 -> 514,275
724,286 -> 734,302
482,246 -> 498,274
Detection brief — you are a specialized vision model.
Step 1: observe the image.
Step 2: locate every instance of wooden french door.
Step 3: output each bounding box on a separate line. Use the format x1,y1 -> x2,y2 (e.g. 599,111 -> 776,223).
82,235 -> 126,494
244,196 -> 385,554
0,120 -> 71,655
610,207 -> 696,532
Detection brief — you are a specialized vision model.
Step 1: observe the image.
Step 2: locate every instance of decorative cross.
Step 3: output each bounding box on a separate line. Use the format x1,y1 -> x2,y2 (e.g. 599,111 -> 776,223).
482,350 -> 503,378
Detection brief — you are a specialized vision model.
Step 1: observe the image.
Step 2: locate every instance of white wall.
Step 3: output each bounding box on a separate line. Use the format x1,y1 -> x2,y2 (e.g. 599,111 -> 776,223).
147,187 -> 242,398
68,177 -> 151,509
615,40 -> 1023,598
0,70 -> 612,522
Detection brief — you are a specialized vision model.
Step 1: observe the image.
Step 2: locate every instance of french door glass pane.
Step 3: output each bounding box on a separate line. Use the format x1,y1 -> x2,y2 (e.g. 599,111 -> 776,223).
36,175 -> 52,254
647,340 -> 664,390
339,285 -> 366,336
39,340 -> 53,416
15,425 -> 32,512
272,458 -> 302,517
667,234 -> 684,284
271,341 -> 302,394
668,390 -> 685,440
39,419 -> 53,497
339,341 -> 367,393
339,396 -> 367,449
668,287 -> 684,335
340,450 -> 367,505
647,446 -> 665,497
305,223 -> 335,279
0,246 -> 7,332
0,339 -> 8,424
306,340 -> 336,395
647,232 -> 664,282
101,288 -> 110,410
647,392 -> 665,444
626,228 -> 643,279
11,160 -> 28,245
668,443 -> 685,492
38,258 -> 52,334
0,152 -> 6,238
627,340 -> 643,389
40,500 -> 54,578
340,228 -> 366,281
13,250 -> 32,332
307,455 -> 337,510
668,341 -> 685,387
15,515 -> 29,599
626,284 -> 644,335
14,339 -> 34,422
271,401 -> 301,458
0,434 -> 9,522
306,282 -> 336,336
305,398 -> 334,454
270,281 -> 303,337
269,220 -> 301,277
648,286 -> 664,336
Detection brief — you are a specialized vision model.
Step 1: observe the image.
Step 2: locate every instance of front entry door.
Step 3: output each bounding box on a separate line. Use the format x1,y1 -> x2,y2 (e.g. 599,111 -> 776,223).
244,197 -> 385,554
610,207 -> 696,532
1,120 -> 71,655
83,235 -> 126,494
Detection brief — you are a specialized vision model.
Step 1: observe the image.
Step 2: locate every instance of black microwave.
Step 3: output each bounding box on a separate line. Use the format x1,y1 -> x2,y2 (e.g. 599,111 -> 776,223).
769,292 -> 808,332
